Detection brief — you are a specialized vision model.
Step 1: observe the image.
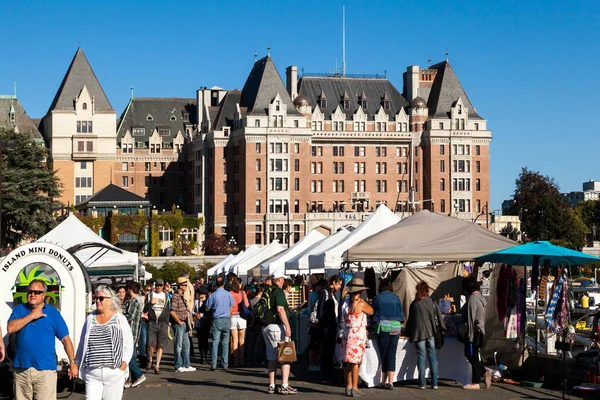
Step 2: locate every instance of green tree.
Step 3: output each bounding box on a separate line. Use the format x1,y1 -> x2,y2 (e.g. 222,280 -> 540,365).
510,167 -> 588,249
144,260 -> 196,284
0,128 -> 62,248
575,200 -> 600,241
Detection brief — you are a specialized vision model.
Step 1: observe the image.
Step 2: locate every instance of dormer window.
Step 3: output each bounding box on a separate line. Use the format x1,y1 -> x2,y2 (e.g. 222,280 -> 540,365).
359,100 -> 367,109
9,105 -> 15,122
343,100 -> 350,110
170,115 -> 177,121
319,99 -> 327,110
82,103 -> 87,110
341,91 -> 350,110
146,114 -> 153,121
276,101 -> 280,112
458,105 -> 462,114
383,100 -> 390,111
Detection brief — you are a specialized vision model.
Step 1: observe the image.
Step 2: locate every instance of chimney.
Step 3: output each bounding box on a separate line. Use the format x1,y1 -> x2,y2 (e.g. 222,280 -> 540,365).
405,65 -> 420,102
286,66 -> 298,100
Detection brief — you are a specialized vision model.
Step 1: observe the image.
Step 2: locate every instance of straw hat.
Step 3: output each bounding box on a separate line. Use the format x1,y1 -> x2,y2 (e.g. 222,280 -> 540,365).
347,278 -> 369,294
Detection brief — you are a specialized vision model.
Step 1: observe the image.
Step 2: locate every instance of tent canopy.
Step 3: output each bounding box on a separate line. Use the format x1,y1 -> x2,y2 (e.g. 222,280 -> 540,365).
309,204 -> 401,271
38,214 -> 139,277
206,254 -> 235,276
344,210 -> 516,263
260,230 -> 326,275
475,240 -> 600,266
231,241 -> 285,277
285,228 -> 351,274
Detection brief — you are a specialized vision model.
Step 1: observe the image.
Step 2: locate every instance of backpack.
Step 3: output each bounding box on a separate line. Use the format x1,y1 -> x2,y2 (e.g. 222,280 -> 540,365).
253,286 -> 275,327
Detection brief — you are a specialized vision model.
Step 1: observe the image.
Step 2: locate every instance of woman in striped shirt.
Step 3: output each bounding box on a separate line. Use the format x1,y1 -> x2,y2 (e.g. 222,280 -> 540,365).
75,285 -> 134,400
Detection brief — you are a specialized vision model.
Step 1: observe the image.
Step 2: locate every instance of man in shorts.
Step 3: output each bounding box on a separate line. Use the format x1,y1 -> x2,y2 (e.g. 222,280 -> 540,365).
144,278 -> 170,374
262,271 -> 297,395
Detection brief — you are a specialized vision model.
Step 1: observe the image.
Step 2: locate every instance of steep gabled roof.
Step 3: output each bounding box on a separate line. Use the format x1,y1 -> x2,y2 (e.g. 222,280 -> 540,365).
240,56 -> 300,116
427,61 -> 482,120
297,77 -> 408,120
0,97 -> 43,141
47,48 -> 113,114
116,98 -> 196,142
213,91 -> 242,130
77,183 -> 150,207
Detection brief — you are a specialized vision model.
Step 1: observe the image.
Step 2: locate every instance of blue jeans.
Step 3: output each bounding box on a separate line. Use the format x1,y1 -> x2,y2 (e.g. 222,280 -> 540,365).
211,317 -> 231,369
172,323 -> 191,369
376,332 -> 399,373
415,337 -> 438,388
139,321 -> 148,358
129,345 -> 144,381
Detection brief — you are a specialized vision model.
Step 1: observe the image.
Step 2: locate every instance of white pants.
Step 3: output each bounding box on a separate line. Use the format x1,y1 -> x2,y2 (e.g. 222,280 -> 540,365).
84,367 -> 127,400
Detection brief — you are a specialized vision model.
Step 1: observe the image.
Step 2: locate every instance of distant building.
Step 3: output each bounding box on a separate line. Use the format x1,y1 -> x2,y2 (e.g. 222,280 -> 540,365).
562,180 -> 600,207
0,93 -> 44,143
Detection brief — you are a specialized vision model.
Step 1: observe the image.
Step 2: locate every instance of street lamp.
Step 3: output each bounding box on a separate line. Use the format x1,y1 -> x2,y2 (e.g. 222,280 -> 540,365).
473,202 -> 489,228
229,236 -> 237,255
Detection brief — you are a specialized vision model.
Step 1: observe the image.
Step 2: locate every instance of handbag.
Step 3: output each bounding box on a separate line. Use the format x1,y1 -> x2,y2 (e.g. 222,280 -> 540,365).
239,292 -> 251,320
277,340 -> 297,363
434,317 -> 444,349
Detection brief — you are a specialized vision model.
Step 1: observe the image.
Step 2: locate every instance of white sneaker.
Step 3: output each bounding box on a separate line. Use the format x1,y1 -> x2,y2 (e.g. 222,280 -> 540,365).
185,366 -> 196,372
176,367 -> 187,372
131,375 -> 146,388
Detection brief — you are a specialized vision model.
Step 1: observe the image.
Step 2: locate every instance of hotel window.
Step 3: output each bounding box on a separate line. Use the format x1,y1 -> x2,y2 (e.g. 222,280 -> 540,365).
86,141 -> 93,152
415,162 -> 418,174
122,176 -> 128,187
256,159 -> 261,171
440,178 -> 445,191
312,146 -> 317,156
339,180 -> 345,192
354,162 -> 359,174
317,162 -> 322,174
294,120 -> 299,127
294,143 -> 299,153
294,159 -> 299,172
381,162 -> 387,174
440,199 -> 446,213
458,160 -> 465,172
476,199 -> 481,213
255,200 -> 261,213
294,178 -> 300,191
275,143 -> 283,153
440,160 -> 445,172
256,178 -> 261,191
294,200 -> 299,213
255,119 -> 260,127
375,163 -> 380,174
122,162 -> 128,171
474,123 -> 479,130
311,180 -> 316,193
440,144 -> 445,155
476,179 -> 481,191
255,225 -> 262,244
256,143 -> 261,153
311,162 -> 316,174
160,162 -> 166,171
80,161 -> 87,169
77,141 -> 83,152
354,180 -> 359,192
354,146 -> 359,156
476,161 -> 481,173
475,145 -> 481,155
439,122 -> 444,130
132,127 -> 145,136
376,180 -> 381,193
317,180 -> 323,192
343,100 -> 350,110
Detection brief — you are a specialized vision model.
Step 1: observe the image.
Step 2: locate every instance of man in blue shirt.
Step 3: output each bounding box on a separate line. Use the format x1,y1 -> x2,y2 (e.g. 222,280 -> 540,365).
7,279 -> 78,400
205,276 -> 234,370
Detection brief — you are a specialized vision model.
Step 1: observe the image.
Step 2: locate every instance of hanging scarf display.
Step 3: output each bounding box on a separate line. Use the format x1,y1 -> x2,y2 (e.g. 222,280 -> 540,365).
554,276 -> 570,332
496,264 -> 523,338
545,273 -> 567,331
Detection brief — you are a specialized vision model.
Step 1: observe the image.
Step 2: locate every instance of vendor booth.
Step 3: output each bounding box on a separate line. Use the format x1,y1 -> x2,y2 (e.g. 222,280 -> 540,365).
206,253 -> 238,276
38,215 -> 140,279
309,205 -> 401,274
260,230 -> 325,276
0,243 -> 91,363
235,241 -> 285,279
342,210 -> 516,386
285,228 -> 350,275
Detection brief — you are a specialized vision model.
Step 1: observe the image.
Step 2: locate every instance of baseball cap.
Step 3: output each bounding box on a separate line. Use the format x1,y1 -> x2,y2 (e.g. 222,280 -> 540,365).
154,278 -> 164,285
272,270 -> 289,280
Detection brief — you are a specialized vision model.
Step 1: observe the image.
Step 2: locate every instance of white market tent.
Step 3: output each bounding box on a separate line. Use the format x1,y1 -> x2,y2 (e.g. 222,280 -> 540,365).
343,210 -> 516,263
38,214 -> 139,278
285,228 -> 351,275
206,254 -> 235,276
308,205 -> 401,272
232,241 -> 285,279
207,246 -> 262,276
259,230 -> 326,276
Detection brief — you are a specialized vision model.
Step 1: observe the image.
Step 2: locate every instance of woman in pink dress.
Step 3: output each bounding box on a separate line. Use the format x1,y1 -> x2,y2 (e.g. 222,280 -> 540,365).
341,278 -> 373,397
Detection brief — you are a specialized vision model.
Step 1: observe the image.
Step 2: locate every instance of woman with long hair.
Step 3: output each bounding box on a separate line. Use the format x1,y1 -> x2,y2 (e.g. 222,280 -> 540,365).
405,281 -> 445,390
461,276 -> 491,390
372,278 -> 404,389
341,278 -> 374,397
229,278 -> 249,367
75,285 -> 134,400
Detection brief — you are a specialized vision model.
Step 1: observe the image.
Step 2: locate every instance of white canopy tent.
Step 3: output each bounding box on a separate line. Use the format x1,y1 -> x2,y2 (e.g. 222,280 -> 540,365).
260,230 -> 326,276
207,246 -> 261,276
285,228 -> 350,275
231,241 -> 285,279
38,214 -> 139,278
308,205 -> 401,272
206,254 -> 235,276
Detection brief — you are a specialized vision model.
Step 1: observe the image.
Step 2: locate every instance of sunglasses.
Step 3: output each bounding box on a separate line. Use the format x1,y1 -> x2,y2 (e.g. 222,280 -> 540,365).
156,284 -> 164,287
28,290 -> 45,296
179,284 -> 188,287
95,296 -> 109,302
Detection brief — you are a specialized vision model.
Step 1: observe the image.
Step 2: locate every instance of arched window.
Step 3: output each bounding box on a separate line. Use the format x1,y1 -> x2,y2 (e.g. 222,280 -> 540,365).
82,103 -> 87,110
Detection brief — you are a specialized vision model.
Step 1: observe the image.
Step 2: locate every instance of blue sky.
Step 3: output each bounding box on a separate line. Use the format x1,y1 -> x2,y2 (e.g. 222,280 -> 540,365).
2,0 -> 599,212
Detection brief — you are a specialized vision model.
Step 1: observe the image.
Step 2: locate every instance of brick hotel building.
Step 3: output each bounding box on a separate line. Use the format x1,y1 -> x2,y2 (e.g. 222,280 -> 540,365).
29,48 -> 490,250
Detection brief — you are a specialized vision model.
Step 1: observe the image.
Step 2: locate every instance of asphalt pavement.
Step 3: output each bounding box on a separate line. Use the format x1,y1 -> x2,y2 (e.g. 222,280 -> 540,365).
59,341 -> 583,400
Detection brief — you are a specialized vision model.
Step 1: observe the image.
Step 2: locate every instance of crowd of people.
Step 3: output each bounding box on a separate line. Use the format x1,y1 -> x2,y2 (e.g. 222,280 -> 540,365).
1,271 -> 493,400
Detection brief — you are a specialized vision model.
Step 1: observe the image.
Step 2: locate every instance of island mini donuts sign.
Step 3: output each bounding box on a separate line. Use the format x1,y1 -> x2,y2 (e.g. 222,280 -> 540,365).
1,244 -> 76,273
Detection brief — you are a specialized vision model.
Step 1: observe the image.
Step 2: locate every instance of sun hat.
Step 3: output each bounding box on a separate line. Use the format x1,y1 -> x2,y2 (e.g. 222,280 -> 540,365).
272,270 -> 289,280
347,278 -> 369,293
